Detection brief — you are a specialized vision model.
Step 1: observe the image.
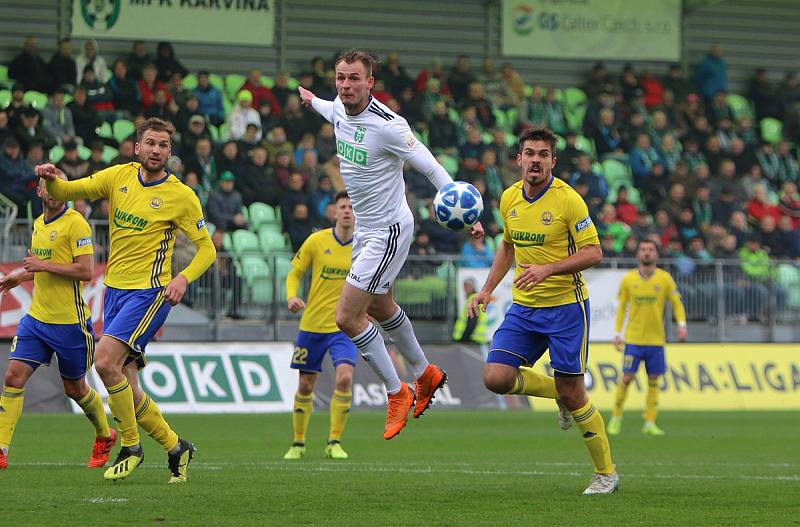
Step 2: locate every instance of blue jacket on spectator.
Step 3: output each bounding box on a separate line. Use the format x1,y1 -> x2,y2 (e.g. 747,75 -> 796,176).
460,240 -> 494,268
630,146 -> 665,187
693,53 -> 728,100
0,151 -> 36,195
193,85 -> 225,122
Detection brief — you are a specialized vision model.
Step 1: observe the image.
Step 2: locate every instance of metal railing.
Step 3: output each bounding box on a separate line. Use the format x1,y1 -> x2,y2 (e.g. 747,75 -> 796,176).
3,220 -> 799,341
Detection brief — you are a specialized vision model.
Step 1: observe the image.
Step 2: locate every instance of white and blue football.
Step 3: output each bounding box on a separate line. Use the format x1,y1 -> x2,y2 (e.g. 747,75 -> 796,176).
433,181 -> 484,231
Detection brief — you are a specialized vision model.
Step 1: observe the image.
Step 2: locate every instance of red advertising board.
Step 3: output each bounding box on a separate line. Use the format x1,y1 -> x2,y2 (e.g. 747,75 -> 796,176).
0,263 -> 106,337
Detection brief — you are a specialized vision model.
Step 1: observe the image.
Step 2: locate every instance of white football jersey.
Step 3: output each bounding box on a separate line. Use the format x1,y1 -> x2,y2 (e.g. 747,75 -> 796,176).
313,96 -> 423,228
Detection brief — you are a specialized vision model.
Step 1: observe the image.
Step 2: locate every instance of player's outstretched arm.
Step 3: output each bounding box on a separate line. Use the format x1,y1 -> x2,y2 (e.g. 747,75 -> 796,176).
23,251 -> 93,281
300,86 -> 335,123
468,240 -> 514,318
35,163 -> 110,201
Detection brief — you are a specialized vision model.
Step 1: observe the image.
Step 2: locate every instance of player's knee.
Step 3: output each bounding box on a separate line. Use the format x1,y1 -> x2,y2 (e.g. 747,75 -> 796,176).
483,371 -> 513,394
63,382 -> 87,401
93,354 -> 118,380
335,312 -> 358,336
3,368 -> 26,389
335,375 -> 353,393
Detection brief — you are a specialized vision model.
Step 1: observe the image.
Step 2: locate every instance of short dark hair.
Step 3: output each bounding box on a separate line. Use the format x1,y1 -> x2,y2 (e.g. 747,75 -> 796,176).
136,117 -> 175,143
637,238 -> 660,254
518,128 -> 557,154
334,191 -> 350,203
335,49 -> 377,77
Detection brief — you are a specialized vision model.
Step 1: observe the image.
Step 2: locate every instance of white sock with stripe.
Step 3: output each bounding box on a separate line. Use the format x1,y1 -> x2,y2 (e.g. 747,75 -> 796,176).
379,307 -> 429,378
351,323 -> 402,395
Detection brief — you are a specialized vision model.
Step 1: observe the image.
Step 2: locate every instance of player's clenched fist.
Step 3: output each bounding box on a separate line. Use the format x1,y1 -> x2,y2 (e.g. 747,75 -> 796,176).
34,163 -> 61,181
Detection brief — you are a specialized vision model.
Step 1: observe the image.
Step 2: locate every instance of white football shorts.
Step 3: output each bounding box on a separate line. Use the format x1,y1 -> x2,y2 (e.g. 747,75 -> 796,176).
346,217 -> 414,295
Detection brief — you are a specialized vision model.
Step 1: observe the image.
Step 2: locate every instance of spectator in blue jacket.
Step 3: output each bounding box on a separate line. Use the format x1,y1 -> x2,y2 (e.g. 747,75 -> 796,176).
192,70 -> 226,126
629,132 -> 666,188
693,43 -> 728,101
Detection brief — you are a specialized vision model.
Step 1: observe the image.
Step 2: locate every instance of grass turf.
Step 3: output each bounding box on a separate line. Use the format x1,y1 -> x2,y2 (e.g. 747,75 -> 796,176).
0,410 -> 797,526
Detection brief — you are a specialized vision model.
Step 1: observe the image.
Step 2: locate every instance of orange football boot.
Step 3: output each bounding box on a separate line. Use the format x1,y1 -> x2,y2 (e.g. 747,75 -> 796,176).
384,383 -> 415,440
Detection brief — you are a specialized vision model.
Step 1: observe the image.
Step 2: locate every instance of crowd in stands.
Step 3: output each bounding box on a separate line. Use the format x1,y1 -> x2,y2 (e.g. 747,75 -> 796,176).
2,37 -> 800,282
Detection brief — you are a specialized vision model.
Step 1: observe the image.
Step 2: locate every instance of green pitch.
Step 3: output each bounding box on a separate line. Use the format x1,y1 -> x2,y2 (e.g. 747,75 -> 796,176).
1,411 -> 797,526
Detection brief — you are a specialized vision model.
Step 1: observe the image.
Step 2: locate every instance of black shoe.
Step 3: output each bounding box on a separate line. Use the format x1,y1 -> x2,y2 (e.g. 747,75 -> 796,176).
167,438 -> 196,484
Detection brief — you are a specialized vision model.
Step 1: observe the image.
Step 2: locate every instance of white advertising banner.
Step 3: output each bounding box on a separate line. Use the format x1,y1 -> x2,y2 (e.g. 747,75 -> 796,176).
71,0 -> 275,46
501,0 -> 681,61
456,267 -> 627,342
73,342 -> 297,414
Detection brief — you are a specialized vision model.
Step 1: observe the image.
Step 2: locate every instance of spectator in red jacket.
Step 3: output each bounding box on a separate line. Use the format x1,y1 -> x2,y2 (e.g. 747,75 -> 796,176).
241,69 -> 282,117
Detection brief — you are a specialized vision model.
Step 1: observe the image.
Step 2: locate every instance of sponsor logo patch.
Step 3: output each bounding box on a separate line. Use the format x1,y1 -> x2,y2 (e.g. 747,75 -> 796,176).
76,237 -> 92,248
575,216 -> 593,232
196,218 -> 206,230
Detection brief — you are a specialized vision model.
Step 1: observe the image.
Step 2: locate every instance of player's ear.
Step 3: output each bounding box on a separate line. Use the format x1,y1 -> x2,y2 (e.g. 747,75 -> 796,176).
134,142 -> 140,156
367,76 -> 375,90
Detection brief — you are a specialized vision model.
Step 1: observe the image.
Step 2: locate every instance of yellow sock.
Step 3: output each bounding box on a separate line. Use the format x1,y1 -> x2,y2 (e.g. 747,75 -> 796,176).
613,382 -> 630,418
509,367 -> 557,398
106,379 -> 139,447
643,379 -> 660,422
571,401 -> 615,474
135,394 -> 179,452
76,388 -> 110,438
329,390 -> 352,442
0,386 -> 25,450
292,392 -> 313,444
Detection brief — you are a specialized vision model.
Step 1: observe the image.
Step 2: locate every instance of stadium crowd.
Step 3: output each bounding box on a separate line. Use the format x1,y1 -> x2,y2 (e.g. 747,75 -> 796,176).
1,37 -> 799,280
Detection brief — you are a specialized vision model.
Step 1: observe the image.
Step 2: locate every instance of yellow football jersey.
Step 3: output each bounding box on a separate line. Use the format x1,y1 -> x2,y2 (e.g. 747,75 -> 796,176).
501,178 -> 600,308
28,208 -> 93,324
46,163 -> 212,289
286,228 -> 352,333
615,267 -> 687,346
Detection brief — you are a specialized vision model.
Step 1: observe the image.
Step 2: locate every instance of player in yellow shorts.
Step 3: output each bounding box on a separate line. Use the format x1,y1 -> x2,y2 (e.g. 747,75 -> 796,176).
608,239 -> 687,436
283,192 -> 357,461
35,117 -> 216,483
0,176 -> 115,470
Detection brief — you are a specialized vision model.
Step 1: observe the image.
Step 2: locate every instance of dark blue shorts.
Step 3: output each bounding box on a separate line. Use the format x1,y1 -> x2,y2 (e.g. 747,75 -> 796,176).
291,330 -> 358,373
104,286 -> 170,368
487,300 -> 590,375
623,344 -> 666,376
10,314 -> 95,380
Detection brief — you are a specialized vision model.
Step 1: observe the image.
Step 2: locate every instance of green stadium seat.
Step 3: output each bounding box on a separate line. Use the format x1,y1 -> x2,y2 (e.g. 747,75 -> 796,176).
209,73 -> 225,92
249,202 -> 278,230
183,73 -> 198,90
96,121 -> 113,139
241,206 -> 249,222
601,158 -> 632,187
564,87 -> 587,111
447,107 -> 461,125
726,93 -> 752,121
260,75 -> 274,89
0,90 -> 11,108
505,107 -> 519,128
760,117 -> 783,144
23,90 -> 48,109
223,231 -> 232,251
565,106 -> 586,132
259,228 -> 288,253
395,278 -> 432,304
223,98 -> 232,118
232,229 -> 260,256
218,122 -> 231,140
102,145 -> 118,163
494,232 -> 505,249
493,108 -> 510,131
113,119 -> 135,144
505,131 -> 517,148
208,124 -> 219,142
481,132 -> 493,145
0,65 -> 8,82
239,255 -> 272,304
484,234 -> 496,251
776,263 -> 800,309
48,145 -> 64,163
77,144 -> 91,160
555,134 -> 566,151
439,154 -> 458,177
287,77 -> 299,90
62,94 -> 73,105
225,74 -> 246,102
575,135 -> 596,158
206,222 -> 216,237
523,84 -> 533,97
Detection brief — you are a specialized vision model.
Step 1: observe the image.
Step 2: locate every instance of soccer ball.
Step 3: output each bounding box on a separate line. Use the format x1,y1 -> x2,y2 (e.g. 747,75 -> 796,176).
433,181 -> 484,230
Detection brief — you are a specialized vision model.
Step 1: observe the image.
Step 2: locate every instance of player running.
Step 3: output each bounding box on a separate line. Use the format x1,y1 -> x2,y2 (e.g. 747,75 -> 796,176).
299,49 -> 483,440
608,239 -> 687,436
35,117 -> 216,483
0,176 -> 116,470
283,192 -> 357,460
468,128 -> 618,495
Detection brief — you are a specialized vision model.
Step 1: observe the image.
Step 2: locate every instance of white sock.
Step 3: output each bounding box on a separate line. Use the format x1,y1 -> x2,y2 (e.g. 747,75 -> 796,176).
351,323 -> 401,394
379,307 -> 429,378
